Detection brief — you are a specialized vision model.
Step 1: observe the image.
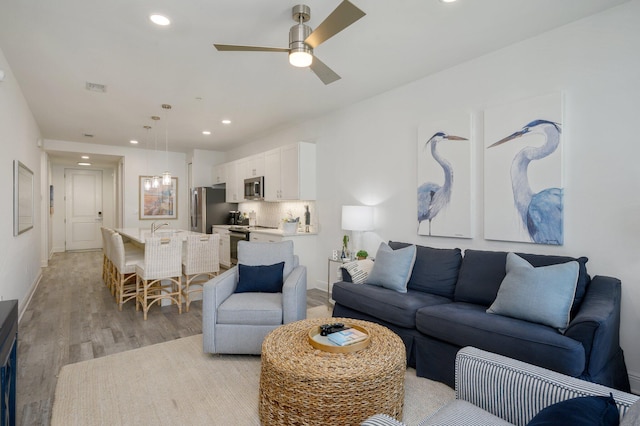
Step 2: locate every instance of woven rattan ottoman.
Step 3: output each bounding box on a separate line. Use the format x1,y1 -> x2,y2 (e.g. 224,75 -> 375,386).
259,317 -> 406,425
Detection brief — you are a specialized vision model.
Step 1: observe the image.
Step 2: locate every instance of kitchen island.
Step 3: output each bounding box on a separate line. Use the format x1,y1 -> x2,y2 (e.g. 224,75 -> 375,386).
115,228 -> 205,245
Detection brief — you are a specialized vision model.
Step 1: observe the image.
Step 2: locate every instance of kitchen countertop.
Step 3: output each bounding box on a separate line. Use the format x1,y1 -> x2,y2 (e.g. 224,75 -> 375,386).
211,225 -> 317,237
115,228 -> 205,244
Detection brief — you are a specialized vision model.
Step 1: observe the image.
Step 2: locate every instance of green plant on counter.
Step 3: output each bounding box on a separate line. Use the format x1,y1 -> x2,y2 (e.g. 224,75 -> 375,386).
356,250 -> 368,259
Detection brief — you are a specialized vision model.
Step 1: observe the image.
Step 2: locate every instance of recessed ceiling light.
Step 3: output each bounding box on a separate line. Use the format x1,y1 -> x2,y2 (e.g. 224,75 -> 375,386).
77,162 -> 92,166
440,0 -> 457,3
81,155 -> 90,159
130,140 -> 139,144
221,119 -> 231,125
150,14 -> 171,26
202,130 -> 211,135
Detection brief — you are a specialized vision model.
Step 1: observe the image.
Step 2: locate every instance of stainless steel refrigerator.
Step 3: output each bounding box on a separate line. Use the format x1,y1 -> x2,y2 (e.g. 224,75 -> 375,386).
190,186 -> 238,233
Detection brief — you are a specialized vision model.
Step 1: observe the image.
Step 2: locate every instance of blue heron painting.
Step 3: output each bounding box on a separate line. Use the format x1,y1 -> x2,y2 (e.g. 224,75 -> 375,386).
488,119 -> 563,245
418,132 -> 468,236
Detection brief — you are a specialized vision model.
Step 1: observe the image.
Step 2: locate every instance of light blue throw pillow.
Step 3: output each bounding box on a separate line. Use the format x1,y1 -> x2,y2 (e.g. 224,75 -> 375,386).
487,252 -> 579,332
365,242 -> 416,293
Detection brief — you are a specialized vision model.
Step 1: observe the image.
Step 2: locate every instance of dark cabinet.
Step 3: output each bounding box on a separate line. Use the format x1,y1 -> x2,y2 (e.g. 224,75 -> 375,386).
0,300 -> 17,426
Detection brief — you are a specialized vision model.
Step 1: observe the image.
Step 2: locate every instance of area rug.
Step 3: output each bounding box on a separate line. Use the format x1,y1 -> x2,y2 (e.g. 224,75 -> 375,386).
52,335 -> 454,426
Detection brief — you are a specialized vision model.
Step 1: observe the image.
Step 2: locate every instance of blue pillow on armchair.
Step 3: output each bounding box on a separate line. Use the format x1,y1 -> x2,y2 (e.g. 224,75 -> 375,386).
235,262 -> 285,293
527,394 -> 619,426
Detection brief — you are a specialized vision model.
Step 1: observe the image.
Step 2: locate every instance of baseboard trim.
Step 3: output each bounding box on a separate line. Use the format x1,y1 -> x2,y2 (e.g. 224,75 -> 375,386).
19,271 -> 43,323
628,372 -> 640,395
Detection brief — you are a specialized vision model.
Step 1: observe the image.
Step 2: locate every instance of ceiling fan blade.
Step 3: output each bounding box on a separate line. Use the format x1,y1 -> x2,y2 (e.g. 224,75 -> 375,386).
309,56 -> 341,85
214,44 -> 289,53
304,0 -> 366,49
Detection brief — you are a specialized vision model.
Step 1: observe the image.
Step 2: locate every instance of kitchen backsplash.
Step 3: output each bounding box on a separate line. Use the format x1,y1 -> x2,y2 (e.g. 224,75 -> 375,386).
238,201 -> 317,232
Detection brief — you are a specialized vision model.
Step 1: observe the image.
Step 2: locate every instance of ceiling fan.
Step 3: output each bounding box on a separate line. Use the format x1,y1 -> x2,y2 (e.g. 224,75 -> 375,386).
213,1 -> 365,85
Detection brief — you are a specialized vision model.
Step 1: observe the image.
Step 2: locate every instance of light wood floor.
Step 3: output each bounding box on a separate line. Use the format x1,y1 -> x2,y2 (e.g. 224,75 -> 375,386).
17,250 -> 329,425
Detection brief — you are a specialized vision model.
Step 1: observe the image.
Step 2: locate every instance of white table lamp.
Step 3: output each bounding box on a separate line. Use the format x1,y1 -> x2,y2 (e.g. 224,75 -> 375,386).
341,205 -> 374,257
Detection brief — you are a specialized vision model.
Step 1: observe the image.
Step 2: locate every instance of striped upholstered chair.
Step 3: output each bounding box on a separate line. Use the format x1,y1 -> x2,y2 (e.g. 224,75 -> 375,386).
362,346 -> 639,426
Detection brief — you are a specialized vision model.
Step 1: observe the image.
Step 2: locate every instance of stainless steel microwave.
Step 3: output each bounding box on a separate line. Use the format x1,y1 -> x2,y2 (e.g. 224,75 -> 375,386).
244,176 -> 264,200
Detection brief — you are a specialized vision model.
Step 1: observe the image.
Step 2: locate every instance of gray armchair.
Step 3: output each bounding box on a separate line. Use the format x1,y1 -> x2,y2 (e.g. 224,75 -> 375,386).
202,240 -> 307,354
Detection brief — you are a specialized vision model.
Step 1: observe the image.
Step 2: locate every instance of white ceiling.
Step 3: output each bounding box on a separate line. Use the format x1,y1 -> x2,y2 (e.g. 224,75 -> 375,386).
0,0 -> 628,156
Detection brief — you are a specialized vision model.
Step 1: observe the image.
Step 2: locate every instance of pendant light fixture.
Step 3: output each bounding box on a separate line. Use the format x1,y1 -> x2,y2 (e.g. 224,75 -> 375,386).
151,115 -> 161,188
143,125 -> 152,191
161,103 -> 172,186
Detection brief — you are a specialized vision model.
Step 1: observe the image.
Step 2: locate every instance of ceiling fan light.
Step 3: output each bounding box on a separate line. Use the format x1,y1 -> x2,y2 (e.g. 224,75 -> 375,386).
289,50 -> 313,68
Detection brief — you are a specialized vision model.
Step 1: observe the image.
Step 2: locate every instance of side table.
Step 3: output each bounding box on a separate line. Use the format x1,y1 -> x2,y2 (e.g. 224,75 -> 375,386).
259,317 -> 406,425
326,257 -> 350,303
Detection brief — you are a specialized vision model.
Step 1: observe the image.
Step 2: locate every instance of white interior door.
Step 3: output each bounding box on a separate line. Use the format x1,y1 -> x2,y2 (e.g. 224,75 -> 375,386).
65,169 -> 103,250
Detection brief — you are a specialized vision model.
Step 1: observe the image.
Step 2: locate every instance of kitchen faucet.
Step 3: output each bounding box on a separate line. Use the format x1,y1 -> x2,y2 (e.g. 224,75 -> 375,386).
151,221 -> 169,234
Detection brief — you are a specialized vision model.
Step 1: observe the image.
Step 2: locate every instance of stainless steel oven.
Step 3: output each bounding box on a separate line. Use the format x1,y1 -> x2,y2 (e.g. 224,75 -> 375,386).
229,227 -> 250,265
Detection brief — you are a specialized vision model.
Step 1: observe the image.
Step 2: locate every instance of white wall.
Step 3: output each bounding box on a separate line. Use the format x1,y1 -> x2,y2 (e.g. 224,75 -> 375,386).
228,2 -> 640,390
44,139 -> 189,231
187,149 -> 226,188
49,164 -> 116,252
0,49 -> 43,315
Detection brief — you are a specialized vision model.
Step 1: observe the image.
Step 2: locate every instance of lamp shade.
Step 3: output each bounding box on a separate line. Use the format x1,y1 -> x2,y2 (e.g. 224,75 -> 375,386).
341,205 -> 374,231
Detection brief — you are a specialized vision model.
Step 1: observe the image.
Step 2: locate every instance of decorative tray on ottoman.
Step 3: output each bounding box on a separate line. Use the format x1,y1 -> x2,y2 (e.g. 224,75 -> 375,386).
307,323 -> 370,353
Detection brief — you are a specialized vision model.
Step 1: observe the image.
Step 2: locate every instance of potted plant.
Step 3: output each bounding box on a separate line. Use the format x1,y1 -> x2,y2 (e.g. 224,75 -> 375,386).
282,211 -> 300,234
341,235 -> 349,259
356,250 -> 368,260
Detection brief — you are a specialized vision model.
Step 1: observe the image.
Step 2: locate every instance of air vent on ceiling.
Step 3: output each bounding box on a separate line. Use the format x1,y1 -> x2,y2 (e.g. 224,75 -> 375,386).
85,82 -> 106,93
83,133 -> 94,138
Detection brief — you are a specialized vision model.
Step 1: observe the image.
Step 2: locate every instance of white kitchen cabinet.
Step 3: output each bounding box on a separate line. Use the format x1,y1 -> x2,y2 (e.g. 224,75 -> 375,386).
211,163 -> 227,185
245,153 -> 265,178
224,161 -> 240,202
212,227 -> 231,268
264,142 -> 316,201
264,148 -> 281,201
250,233 -> 282,243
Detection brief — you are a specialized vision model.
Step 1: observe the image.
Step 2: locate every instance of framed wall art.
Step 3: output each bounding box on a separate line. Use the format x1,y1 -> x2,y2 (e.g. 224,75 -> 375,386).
484,93 -> 564,245
139,176 -> 178,220
417,114 -> 473,238
14,160 -> 34,236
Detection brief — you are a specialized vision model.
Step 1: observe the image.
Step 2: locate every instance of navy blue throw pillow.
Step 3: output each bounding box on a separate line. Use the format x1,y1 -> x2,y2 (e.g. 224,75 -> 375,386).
235,262 -> 285,293
527,394 -> 619,426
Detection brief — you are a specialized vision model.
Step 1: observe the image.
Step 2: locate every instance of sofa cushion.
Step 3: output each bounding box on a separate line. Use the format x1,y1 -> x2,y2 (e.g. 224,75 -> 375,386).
487,253 -> 579,332
366,242 -> 416,293
526,394 -> 619,426
416,302 -> 586,377
454,250 -> 590,314
389,241 -> 462,298
421,400 -> 513,426
235,262 -> 284,293
332,282 -> 451,329
621,399 -> 640,426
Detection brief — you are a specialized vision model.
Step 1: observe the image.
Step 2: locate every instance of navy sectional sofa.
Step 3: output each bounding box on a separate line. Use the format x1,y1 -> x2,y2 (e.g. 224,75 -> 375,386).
331,242 -> 630,391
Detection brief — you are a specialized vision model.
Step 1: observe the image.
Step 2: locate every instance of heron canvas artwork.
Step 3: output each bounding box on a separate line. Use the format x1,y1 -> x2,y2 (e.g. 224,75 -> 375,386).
484,93 -> 563,245
417,116 -> 472,238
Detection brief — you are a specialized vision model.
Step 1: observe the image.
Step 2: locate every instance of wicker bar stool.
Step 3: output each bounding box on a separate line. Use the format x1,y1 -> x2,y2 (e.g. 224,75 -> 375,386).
182,233 -> 220,312
111,233 -> 144,310
135,236 -> 183,320
101,227 -> 115,292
